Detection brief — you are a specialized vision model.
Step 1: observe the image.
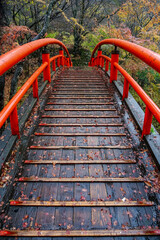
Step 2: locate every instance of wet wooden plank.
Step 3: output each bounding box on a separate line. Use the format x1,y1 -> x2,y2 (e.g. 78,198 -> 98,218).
49,97 -> 112,99
0,229 -> 160,237
18,177 -> 144,182
55,135 -> 74,229
24,159 -> 136,164
10,200 -> 154,207
29,146 -> 131,150
41,115 -> 120,119
47,102 -> 114,105
34,133 -> 126,136
44,108 -> 117,111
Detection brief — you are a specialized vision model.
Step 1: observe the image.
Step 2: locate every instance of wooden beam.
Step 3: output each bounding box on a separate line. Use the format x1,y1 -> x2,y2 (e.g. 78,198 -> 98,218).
1,229 -> 159,237
54,83 -> 105,85
51,93 -> 111,95
10,200 -> 154,207
34,133 -> 126,136
44,108 -> 117,111
24,159 -> 136,164
30,145 -> 131,150
39,123 -> 122,126
49,97 -> 112,99
53,89 -> 108,91
47,103 -> 114,105
18,177 -> 144,182
41,115 -> 120,119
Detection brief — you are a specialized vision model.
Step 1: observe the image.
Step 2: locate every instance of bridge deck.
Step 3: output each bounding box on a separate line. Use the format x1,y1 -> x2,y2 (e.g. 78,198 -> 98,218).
0,67 -> 159,239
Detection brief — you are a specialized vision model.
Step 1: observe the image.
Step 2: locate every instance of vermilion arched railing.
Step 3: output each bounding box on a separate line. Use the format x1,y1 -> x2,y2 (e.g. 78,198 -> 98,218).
0,38 -> 72,138
89,39 -> 160,138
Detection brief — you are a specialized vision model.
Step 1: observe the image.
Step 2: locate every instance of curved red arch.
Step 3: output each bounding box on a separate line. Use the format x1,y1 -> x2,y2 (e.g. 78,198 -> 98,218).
0,38 -> 72,75
90,39 -> 160,73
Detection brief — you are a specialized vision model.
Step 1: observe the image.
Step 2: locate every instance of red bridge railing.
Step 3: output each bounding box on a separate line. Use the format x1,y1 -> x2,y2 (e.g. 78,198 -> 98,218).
0,38 -> 72,138
89,39 -> 160,137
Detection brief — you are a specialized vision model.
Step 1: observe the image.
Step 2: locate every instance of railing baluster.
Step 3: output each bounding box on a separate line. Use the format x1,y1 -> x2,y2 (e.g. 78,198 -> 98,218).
59,49 -> 64,66
110,48 -> 119,83
102,57 -> 104,68
32,78 -> 39,100
10,106 -> 20,138
52,60 -> 56,71
105,60 -> 109,72
142,106 -> 153,137
97,49 -> 102,67
122,78 -> 130,100
42,52 -> 51,83
67,58 -> 70,67
57,57 -> 60,67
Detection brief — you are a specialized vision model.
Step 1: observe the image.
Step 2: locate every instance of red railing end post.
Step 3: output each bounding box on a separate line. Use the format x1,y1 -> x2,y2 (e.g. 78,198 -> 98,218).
32,78 -> 39,100
105,60 -> 109,72
122,78 -> 129,100
10,106 -> 20,138
110,47 -> 119,83
59,49 -> 64,66
97,48 -> 102,67
52,60 -> 56,71
42,51 -> 51,83
142,106 -> 153,138
102,57 -> 104,68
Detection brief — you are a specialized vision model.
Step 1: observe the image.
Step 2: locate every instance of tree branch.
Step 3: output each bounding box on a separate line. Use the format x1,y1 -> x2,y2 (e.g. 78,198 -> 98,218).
32,0 -> 58,41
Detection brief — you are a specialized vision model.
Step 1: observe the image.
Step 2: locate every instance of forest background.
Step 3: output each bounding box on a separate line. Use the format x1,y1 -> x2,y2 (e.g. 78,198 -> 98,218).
0,0 -> 160,132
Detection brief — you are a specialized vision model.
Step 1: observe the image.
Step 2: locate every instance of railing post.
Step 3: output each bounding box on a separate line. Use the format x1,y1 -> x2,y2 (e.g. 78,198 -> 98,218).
110,46 -> 119,83
101,57 -> 104,68
42,49 -> 51,83
105,60 -> 109,72
57,57 -> 60,67
10,106 -> 20,138
66,57 -> 70,67
122,78 -> 129,100
32,78 -> 39,100
52,60 -> 56,71
59,49 -> 64,66
90,58 -> 94,66
96,58 -> 98,67
142,106 -> 153,138
97,48 -> 102,67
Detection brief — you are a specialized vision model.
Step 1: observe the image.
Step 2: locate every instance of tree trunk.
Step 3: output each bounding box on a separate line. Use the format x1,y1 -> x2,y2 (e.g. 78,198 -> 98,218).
0,0 -> 9,116
9,0 -> 58,103
73,27 -> 83,56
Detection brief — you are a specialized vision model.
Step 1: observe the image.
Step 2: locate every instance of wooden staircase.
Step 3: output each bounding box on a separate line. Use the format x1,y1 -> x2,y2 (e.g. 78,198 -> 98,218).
0,67 -> 159,238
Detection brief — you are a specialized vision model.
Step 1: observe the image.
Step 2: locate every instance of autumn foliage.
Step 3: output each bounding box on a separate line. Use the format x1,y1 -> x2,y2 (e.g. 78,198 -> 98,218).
0,24 -> 36,54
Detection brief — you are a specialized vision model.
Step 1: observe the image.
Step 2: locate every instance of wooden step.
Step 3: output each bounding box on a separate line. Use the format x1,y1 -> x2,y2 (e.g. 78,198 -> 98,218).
24,159 -> 136,164
39,123 -> 123,127
47,102 -> 114,105
30,145 -> 131,150
54,79 -> 104,81
18,177 -> 144,182
53,89 -> 107,91
41,115 -> 120,119
10,200 -> 154,207
51,93 -> 111,95
44,108 -> 117,111
1,229 -> 159,237
49,97 -> 112,99
34,133 -> 126,136
56,80 -> 104,82
54,83 -> 105,85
